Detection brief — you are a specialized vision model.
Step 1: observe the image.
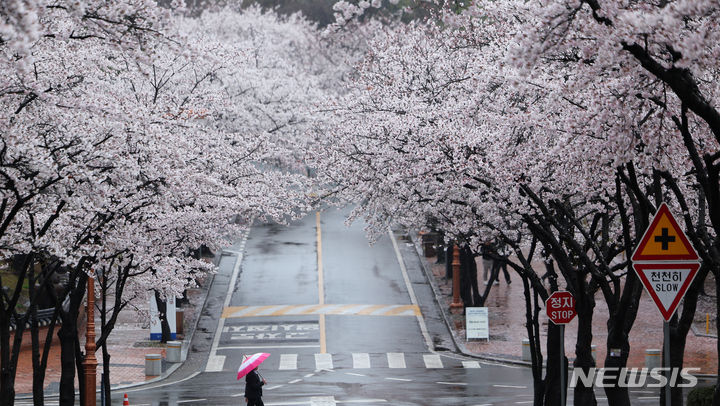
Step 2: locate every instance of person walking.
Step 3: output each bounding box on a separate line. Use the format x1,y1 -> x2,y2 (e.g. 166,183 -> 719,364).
245,366 -> 266,406
481,241 -> 495,283
496,243 -> 512,285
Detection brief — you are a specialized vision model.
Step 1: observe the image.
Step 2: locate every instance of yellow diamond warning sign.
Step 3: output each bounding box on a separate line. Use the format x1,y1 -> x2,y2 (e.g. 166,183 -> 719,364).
631,203 -> 699,262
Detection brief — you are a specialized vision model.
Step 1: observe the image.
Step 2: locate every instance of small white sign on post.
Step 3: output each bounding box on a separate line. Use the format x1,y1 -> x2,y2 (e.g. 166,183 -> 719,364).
466,307 -> 489,340
149,293 -> 176,341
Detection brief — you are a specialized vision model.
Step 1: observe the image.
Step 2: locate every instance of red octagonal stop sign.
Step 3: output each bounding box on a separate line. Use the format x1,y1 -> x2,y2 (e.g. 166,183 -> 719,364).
546,291 -> 576,325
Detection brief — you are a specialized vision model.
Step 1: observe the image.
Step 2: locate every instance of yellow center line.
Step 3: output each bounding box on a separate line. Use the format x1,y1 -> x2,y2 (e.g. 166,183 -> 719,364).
316,211 -> 327,354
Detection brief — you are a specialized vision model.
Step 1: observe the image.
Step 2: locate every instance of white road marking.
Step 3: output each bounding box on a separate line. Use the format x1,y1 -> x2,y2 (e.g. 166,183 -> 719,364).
481,361 -> 522,369
494,384 -> 527,389
205,354 -> 225,372
423,354 -> 443,368
289,378 -> 303,384
177,399 -> 207,403
311,396 -> 336,406
387,352 -> 406,368
218,345 -> 320,350
352,353 -> 371,369
304,373 -> 315,378
279,354 -> 297,370
345,372 -> 367,377
437,381 -> 468,386
265,399 -> 388,406
123,371 -> 201,392
462,361 -> 481,368
385,377 -> 412,382
315,353 -> 333,370
389,227 -> 434,352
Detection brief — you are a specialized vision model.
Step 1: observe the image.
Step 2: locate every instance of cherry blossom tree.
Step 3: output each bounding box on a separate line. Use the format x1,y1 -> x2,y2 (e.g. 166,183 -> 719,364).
315,3 -> 719,406
2,2 -> 328,404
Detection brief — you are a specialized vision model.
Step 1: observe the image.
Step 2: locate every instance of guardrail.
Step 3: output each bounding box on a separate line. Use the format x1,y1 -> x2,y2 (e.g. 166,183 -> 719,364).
9,308 -> 60,332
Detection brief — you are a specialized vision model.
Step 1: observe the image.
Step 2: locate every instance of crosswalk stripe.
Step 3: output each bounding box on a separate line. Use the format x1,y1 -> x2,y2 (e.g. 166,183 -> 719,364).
315,353 -> 333,370
219,352 -> 489,371
462,361 -> 481,368
270,305 -> 300,316
387,352 -> 406,368
383,305 -> 421,316
327,304 -> 361,315
356,304 -> 387,315
423,354 -> 443,368
352,353 -> 371,369
205,355 -> 226,372
279,354 -> 297,370
222,304 -> 421,318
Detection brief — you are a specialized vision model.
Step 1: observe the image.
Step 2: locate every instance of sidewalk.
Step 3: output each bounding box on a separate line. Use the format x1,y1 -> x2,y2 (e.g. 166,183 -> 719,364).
410,233 -> 719,375
14,265 -> 213,398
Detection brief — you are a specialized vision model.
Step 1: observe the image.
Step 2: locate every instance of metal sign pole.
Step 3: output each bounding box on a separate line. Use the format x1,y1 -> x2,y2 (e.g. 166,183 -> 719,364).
664,321 -> 670,406
560,324 -> 565,406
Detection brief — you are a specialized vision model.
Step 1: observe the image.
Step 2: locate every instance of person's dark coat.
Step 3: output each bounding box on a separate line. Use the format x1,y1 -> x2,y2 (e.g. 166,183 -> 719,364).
245,369 -> 264,399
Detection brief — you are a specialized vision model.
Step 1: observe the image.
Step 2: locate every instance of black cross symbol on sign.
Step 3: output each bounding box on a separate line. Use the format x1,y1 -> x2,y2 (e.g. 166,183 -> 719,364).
654,228 -> 676,250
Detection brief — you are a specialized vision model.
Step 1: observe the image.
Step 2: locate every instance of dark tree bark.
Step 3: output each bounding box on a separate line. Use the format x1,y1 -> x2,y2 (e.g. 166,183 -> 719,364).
573,287 -> 597,406
58,270 -> 87,406
154,290 -> 172,343
460,246 -> 480,307
715,268 -> 720,406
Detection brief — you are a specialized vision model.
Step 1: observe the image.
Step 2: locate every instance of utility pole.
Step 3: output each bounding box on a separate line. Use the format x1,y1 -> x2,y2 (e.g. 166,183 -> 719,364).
83,270 -> 98,406
450,245 -> 463,310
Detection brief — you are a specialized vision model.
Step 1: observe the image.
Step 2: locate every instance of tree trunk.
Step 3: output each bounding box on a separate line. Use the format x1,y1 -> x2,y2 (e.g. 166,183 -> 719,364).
31,308 -> 45,406
544,322 -> 564,406
573,295 -> 597,406
75,334 -> 85,406
155,290 -> 171,343
59,270 -> 87,406
602,331 -> 631,406
102,346 -> 111,406
713,270 -> 720,406
522,274 -> 545,406
0,321 -> 15,406
57,318 -> 77,406
36,313 -> 58,406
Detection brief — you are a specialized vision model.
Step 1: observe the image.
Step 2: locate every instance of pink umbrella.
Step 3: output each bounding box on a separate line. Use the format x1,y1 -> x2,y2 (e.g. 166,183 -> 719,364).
237,352 -> 270,380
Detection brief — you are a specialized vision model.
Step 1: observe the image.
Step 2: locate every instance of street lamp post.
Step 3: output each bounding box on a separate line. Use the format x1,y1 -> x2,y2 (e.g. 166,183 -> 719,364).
83,270 -> 97,406
450,245 -> 463,310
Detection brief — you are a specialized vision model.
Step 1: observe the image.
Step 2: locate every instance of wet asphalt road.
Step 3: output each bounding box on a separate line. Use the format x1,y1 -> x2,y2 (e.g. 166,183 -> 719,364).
109,208 -> 666,405
112,208 -> 535,405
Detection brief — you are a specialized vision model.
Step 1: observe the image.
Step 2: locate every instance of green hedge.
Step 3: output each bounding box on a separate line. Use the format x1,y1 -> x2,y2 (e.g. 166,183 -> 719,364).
687,385 -> 715,406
